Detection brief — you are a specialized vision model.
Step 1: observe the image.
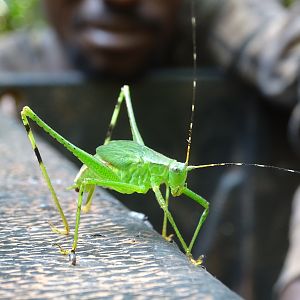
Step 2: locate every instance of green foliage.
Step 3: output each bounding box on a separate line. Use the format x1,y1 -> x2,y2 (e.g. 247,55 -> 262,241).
282,0 -> 296,7
0,0 -> 43,32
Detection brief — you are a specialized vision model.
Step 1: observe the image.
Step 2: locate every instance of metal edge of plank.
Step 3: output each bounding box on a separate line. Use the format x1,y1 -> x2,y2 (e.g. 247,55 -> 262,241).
0,109 -> 242,299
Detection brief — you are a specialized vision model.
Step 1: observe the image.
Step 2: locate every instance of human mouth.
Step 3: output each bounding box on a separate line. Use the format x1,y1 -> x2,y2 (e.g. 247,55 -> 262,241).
78,27 -> 155,52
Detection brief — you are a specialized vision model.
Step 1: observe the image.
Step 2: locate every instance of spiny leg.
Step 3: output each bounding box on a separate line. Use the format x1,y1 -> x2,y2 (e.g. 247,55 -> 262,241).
21,109 -> 69,235
183,187 -> 209,264
104,85 -> 144,145
152,185 -> 189,255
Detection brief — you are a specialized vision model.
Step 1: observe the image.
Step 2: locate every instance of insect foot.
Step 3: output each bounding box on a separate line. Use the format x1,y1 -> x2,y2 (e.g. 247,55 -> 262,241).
163,234 -> 174,242
82,204 -> 91,214
49,221 -> 69,235
187,253 -> 205,266
53,243 -> 76,265
53,243 -> 70,255
69,250 -> 76,266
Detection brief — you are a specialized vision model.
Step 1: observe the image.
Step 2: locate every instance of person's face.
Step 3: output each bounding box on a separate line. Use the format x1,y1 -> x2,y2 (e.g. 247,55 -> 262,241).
44,0 -> 182,77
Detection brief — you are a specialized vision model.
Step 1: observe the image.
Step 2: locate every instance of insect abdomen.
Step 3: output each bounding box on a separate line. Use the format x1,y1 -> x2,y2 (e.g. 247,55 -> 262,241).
119,162 -> 168,192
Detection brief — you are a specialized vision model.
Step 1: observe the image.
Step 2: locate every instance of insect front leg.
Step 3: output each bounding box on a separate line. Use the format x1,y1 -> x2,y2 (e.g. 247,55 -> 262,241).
182,187 -> 209,256
152,185 -> 189,255
162,185 -> 173,242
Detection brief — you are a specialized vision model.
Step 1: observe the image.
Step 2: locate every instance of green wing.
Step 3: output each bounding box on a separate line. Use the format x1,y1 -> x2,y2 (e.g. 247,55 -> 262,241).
95,140 -> 144,169
96,140 -> 173,170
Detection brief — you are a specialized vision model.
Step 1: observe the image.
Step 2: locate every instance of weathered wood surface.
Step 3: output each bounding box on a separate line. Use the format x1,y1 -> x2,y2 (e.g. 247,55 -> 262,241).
0,110 -> 242,299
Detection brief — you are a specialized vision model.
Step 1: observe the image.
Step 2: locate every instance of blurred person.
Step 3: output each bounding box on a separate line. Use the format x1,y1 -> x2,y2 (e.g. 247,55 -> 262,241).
1,0 -> 300,299
43,0 -> 182,77
1,0 -> 300,104
0,0 -> 186,76
204,2 -> 300,299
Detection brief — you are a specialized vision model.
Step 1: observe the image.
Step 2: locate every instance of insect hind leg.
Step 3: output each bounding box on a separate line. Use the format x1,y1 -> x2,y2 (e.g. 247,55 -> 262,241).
104,85 -> 144,145
21,108 -> 69,235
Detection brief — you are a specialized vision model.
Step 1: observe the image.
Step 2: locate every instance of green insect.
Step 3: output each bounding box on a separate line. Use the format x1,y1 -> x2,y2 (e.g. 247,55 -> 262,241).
21,85 -> 298,266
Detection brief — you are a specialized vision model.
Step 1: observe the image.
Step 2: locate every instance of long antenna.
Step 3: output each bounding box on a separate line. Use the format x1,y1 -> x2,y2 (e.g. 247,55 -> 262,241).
185,0 -> 197,165
187,162 -> 300,175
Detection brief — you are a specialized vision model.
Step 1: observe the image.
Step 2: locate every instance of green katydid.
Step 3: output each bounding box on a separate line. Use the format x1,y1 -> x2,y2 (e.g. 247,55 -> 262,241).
21,85 -> 299,266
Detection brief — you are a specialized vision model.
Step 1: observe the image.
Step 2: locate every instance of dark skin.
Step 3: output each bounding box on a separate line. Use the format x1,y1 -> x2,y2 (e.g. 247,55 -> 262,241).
44,0 -> 182,77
